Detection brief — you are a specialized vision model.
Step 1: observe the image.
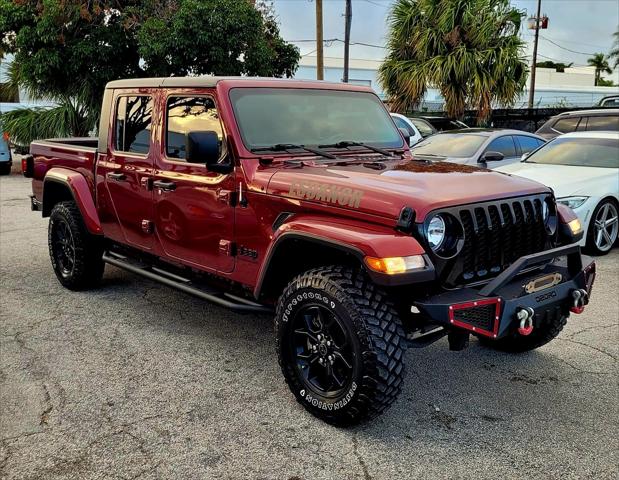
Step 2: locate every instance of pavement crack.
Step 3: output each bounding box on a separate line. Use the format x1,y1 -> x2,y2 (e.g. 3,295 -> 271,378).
40,384 -> 53,426
352,435 -> 371,480
556,337 -> 617,361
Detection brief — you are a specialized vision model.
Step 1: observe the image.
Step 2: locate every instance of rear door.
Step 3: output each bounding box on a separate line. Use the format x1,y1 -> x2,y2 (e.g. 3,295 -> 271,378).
99,93 -> 155,250
151,92 -> 236,273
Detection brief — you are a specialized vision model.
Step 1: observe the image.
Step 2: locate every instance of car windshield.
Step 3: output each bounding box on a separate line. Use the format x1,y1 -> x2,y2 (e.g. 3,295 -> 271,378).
229,88 -> 403,151
411,133 -> 487,157
525,137 -> 619,168
409,118 -> 436,137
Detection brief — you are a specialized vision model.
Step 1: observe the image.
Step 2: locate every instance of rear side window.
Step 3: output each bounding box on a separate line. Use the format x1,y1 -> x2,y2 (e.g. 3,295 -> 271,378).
553,117 -> 580,134
585,115 -> 619,132
114,96 -> 153,154
486,136 -> 516,157
166,96 -> 224,160
392,117 -> 415,137
516,135 -> 544,154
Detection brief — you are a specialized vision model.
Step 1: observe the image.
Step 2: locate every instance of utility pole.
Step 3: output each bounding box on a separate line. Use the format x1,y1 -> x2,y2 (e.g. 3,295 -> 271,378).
527,0 -> 542,108
316,0 -> 324,80
343,0 -> 352,82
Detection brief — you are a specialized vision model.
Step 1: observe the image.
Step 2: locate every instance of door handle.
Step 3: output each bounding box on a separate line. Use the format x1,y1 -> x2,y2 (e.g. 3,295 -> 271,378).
107,172 -> 126,181
152,180 -> 177,192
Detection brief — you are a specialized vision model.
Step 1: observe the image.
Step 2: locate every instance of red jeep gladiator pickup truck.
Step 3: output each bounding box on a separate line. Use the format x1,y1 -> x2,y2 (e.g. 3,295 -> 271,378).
24,77 -> 595,425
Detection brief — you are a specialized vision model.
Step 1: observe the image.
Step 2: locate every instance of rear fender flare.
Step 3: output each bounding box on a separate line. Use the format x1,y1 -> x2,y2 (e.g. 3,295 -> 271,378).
43,169 -> 102,235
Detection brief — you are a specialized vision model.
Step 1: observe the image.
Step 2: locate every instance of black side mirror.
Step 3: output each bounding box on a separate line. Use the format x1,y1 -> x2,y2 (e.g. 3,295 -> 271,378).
480,151 -> 505,163
186,131 -> 231,173
398,127 -> 411,146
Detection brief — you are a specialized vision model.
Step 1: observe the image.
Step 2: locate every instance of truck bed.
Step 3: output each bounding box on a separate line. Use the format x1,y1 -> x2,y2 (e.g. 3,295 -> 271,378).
30,137 -> 98,202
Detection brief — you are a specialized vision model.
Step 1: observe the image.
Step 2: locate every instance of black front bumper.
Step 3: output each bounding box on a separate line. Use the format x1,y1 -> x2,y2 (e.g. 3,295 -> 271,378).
415,244 -> 595,339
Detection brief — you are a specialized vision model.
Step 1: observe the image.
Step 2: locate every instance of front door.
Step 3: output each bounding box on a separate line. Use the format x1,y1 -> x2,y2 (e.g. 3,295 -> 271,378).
152,94 -> 236,273
100,93 -> 155,250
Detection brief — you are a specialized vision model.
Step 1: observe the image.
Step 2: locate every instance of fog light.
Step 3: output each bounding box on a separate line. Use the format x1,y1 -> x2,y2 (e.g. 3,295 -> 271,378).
364,255 -> 425,275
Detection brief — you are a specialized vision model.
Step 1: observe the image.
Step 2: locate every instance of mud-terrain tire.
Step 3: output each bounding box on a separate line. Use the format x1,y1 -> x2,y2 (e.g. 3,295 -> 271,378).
275,266 -> 406,426
49,201 -> 104,290
479,313 -> 568,353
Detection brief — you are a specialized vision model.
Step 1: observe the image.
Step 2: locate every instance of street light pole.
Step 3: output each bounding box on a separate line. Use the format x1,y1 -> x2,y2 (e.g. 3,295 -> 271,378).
316,0 -> 324,80
527,0 -> 542,108
343,0 -> 352,83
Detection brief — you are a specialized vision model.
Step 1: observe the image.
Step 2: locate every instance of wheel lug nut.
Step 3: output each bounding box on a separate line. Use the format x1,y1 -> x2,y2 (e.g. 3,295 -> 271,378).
326,341 -> 331,347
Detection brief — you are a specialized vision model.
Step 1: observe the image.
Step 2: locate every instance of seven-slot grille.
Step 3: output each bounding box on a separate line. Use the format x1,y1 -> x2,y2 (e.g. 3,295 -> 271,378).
451,195 -> 551,285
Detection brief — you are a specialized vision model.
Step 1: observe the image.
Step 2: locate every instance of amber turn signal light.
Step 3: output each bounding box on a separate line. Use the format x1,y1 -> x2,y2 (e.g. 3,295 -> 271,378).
364,255 -> 425,275
567,218 -> 582,235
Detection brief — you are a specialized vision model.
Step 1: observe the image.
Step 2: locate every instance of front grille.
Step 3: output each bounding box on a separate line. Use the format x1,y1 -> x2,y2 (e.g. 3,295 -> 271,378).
453,304 -> 495,332
437,195 -> 552,286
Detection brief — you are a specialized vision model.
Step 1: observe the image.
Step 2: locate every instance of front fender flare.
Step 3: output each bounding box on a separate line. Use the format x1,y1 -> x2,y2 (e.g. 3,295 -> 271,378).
254,215 -> 433,298
43,168 -> 102,235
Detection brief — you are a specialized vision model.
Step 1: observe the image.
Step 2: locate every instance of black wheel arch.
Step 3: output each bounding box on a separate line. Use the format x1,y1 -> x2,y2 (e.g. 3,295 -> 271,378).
42,178 -> 77,217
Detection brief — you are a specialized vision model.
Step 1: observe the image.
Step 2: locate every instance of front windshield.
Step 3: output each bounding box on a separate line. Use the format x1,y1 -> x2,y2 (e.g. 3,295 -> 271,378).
411,133 -> 487,157
229,88 -> 403,150
526,137 -> 619,168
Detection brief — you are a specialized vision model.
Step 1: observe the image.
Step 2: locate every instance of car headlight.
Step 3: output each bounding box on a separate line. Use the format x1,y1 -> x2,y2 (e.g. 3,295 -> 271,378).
427,215 -> 446,250
557,196 -> 588,210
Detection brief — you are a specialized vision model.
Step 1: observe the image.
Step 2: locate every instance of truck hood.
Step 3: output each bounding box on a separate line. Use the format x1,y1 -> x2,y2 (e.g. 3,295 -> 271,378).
266,158 -> 550,221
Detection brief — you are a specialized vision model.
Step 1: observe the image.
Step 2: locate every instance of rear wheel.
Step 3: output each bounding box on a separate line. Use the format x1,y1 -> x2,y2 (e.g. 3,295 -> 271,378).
586,198 -> 618,256
49,201 -> 104,290
275,266 -> 406,426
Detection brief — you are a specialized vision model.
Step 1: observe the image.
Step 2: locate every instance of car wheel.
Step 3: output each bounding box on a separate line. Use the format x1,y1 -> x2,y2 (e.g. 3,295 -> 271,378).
586,198 -> 619,255
275,266 -> 406,426
49,201 -> 105,290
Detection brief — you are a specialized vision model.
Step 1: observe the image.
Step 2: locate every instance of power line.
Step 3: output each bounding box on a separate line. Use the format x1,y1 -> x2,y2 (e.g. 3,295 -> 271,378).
539,34 -> 597,56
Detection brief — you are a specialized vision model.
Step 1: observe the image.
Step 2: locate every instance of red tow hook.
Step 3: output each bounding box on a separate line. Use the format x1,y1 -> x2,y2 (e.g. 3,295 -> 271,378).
570,289 -> 588,314
516,307 -> 535,336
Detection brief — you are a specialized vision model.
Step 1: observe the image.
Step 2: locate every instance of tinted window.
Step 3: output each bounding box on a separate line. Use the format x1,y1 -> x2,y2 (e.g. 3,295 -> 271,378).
553,117 -> 580,134
486,136 -> 516,157
600,98 -> 619,107
166,96 -> 224,160
516,135 -> 544,154
392,116 -> 415,137
586,115 -> 619,132
409,118 -> 436,137
525,137 -> 619,168
114,96 -> 153,154
230,88 -> 403,150
411,133 -> 487,157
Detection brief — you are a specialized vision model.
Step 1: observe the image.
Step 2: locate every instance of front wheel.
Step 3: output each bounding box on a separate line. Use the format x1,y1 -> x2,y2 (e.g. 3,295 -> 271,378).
275,266 -> 406,426
586,198 -> 619,256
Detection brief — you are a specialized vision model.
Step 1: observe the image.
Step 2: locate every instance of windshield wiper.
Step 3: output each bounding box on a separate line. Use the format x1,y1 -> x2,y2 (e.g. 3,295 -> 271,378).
250,143 -> 336,159
318,140 -> 394,157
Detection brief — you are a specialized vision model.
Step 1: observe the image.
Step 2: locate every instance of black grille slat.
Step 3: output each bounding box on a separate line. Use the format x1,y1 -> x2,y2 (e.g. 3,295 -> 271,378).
440,194 -> 552,286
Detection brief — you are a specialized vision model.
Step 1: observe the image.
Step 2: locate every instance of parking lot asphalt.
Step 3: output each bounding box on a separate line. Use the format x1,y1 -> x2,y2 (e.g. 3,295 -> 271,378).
1,172 -> 618,480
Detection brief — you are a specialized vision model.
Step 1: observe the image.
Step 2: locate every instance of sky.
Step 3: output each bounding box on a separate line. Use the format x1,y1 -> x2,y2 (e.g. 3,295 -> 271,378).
271,0 -> 619,73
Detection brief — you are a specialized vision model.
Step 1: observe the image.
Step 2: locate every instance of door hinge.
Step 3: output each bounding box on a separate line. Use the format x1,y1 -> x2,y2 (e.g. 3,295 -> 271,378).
219,239 -> 236,256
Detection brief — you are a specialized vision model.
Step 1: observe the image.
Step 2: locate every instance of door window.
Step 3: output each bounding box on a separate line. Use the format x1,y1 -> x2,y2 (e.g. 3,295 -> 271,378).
552,117 -> 580,134
516,135 -> 544,154
486,136 -> 516,157
114,96 -> 153,154
166,96 -> 225,160
585,116 -> 619,131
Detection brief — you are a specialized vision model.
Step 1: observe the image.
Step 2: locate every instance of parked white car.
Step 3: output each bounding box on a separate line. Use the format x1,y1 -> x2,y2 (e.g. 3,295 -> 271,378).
496,131 -> 619,255
390,113 -> 426,146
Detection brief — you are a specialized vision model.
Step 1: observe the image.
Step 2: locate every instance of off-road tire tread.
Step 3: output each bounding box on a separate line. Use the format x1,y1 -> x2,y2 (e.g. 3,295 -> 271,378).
49,201 -> 104,290
480,314 -> 568,353
275,265 -> 406,426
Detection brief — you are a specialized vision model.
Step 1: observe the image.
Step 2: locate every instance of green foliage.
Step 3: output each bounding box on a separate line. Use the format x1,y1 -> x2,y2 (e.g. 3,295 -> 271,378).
535,61 -> 573,73
379,0 -> 528,121
610,29 -> 619,69
597,78 -> 616,87
587,52 -> 613,86
0,0 -> 299,144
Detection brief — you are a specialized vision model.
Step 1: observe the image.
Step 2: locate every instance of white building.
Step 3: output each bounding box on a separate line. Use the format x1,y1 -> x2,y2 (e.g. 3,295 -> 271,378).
295,56 -> 619,109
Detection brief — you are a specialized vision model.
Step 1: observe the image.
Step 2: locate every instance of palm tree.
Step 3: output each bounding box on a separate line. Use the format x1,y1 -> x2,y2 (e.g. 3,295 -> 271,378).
379,0 -> 528,121
610,29 -> 619,69
587,52 -> 612,86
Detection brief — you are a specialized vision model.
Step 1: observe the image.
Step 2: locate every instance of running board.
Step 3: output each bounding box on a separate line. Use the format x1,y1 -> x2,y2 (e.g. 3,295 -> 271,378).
102,253 -> 273,315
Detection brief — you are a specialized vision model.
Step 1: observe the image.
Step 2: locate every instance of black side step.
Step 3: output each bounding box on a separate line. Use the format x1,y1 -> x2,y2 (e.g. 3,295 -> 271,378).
406,327 -> 447,348
102,253 -> 273,315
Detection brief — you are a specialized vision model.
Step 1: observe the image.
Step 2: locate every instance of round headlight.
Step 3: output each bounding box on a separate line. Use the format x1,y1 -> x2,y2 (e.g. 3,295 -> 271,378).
427,215 -> 446,250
